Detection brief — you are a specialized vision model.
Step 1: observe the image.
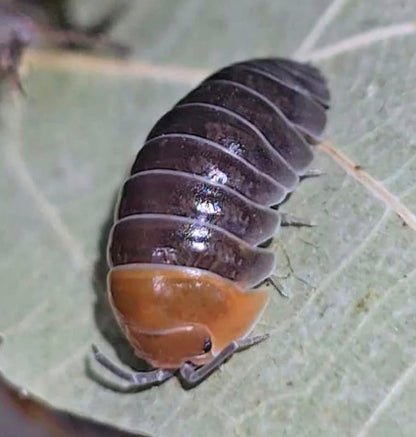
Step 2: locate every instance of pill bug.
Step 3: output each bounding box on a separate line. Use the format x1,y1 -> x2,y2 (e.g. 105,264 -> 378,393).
94,57 -> 330,388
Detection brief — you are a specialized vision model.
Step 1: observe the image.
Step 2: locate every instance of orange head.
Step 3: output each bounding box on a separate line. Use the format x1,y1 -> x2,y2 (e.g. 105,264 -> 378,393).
108,265 -> 268,369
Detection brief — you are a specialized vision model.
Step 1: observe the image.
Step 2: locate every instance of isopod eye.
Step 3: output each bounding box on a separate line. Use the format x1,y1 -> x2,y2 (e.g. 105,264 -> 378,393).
203,337 -> 212,353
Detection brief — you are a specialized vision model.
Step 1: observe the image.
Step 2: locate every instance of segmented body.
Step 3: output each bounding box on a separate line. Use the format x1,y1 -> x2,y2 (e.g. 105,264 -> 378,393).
107,58 -> 330,370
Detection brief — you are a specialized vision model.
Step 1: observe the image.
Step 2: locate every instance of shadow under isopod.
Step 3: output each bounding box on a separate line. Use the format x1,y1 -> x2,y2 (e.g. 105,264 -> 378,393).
89,190 -> 151,388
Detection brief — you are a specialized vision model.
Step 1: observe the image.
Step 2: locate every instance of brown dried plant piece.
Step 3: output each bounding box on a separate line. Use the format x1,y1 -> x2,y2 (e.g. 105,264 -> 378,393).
0,371 -> 148,436
13,0 -> 129,54
0,7 -> 35,91
0,2 -> 129,90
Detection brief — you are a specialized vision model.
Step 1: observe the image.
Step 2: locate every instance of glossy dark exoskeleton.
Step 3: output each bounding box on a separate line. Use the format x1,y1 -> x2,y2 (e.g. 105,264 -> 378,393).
96,57 -> 330,389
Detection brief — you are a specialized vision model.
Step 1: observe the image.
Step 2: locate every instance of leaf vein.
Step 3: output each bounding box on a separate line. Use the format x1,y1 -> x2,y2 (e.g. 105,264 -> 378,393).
268,210 -> 389,336
301,262 -> 416,397
24,49 -> 208,85
356,358 -> 416,437
2,301 -> 49,337
319,142 -> 416,232
304,22 -> 416,62
2,97 -> 92,272
294,0 -> 350,59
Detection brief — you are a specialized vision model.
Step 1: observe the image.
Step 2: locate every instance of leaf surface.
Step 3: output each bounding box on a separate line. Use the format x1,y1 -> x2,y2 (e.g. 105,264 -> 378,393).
1,1 -> 416,436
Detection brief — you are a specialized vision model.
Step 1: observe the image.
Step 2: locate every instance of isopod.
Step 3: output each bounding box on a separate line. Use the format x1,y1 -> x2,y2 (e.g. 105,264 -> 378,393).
94,57 -> 330,387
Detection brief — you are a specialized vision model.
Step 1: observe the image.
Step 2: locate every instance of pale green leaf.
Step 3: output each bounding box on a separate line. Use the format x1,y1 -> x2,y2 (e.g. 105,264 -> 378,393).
1,1 -> 416,436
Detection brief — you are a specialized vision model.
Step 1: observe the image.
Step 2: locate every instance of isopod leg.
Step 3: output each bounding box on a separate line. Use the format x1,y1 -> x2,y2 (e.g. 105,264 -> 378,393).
279,212 -> 315,227
179,334 -> 269,386
279,212 -> 316,227
301,168 -> 325,178
92,345 -> 174,388
267,275 -> 290,298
